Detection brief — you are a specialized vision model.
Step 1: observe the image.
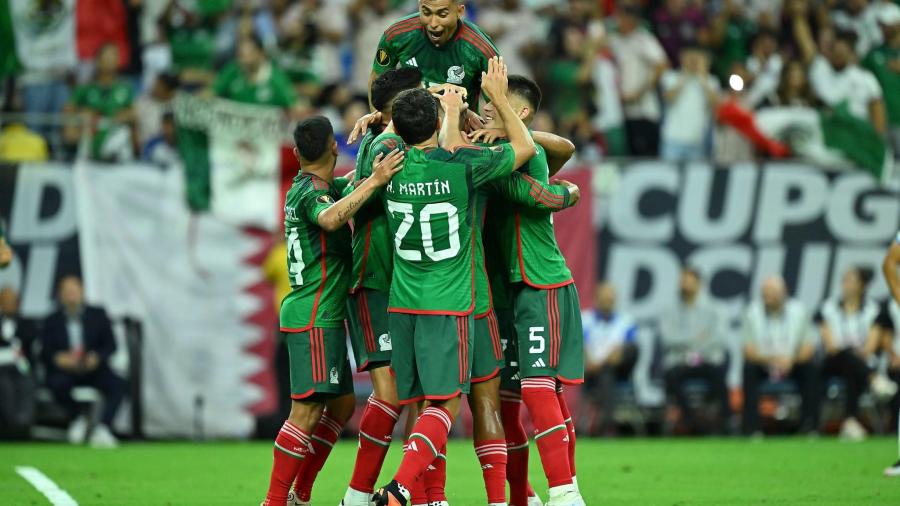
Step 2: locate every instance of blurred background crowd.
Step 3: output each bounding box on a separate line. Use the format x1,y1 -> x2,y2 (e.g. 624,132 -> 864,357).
1,0 -> 900,171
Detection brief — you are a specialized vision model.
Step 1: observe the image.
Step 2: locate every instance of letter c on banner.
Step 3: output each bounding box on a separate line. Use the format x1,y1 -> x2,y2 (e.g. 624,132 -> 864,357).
608,162 -> 679,241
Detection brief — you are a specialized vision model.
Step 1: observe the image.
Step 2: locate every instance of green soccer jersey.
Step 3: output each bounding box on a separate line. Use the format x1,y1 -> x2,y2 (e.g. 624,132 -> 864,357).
213,61 -> 296,108
280,173 -> 353,331
487,142 -> 574,289
472,166 -> 574,316
351,128 -> 405,293
383,143 -> 515,314
863,46 -> 900,127
72,81 -> 134,117
373,14 -> 498,112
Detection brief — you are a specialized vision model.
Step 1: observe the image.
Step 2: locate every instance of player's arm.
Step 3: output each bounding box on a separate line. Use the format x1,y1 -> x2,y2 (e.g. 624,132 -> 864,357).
481,57 -> 535,169
436,85 -> 468,151
315,150 -> 404,232
883,236 -> 900,304
489,172 -> 579,212
532,131 -> 576,176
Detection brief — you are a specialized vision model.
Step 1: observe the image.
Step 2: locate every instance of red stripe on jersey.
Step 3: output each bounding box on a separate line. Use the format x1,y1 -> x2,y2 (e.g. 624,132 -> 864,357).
457,318 -> 464,384
458,26 -> 497,59
310,331 -> 320,383
386,17 -> 419,36
319,329 -> 327,382
550,290 -> 560,367
487,310 -> 503,360
513,213 -> 575,289
360,291 -> 376,352
387,21 -> 422,41
522,174 -> 565,209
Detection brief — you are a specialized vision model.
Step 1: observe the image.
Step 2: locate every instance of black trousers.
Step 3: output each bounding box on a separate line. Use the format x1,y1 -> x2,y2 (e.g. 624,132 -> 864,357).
624,119 -> 660,157
822,349 -> 871,419
742,361 -> 819,434
46,365 -> 126,427
583,344 -> 638,433
664,363 -> 731,432
0,365 -> 34,439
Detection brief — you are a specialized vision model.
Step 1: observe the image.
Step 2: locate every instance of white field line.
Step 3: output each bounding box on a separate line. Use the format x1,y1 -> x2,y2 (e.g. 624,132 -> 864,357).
14,466 -> 78,506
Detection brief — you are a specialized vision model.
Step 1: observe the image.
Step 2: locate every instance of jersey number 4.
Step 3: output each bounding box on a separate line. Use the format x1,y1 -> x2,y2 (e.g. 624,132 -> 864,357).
287,227 -> 305,286
387,200 -> 461,261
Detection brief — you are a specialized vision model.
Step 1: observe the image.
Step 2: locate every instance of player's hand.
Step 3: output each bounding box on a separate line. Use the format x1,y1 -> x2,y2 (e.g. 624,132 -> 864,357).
469,128 -> 507,144
0,240 -> 11,268
428,83 -> 468,101
464,109 -> 484,132
371,149 -> 405,186
436,85 -> 466,112
347,111 -> 383,145
554,179 -> 580,206
481,56 -> 508,104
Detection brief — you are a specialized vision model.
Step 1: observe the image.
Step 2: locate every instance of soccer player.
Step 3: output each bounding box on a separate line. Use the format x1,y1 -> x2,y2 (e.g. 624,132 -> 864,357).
480,75 -> 586,506
370,0 -> 498,126
0,221 -> 11,269
883,231 -> 900,477
261,117 -> 404,506
373,56 -> 535,506
341,67 -> 424,506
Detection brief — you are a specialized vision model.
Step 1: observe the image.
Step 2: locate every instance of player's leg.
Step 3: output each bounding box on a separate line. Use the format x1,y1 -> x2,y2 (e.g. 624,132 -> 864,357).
294,341 -> 356,502
345,290 -> 401,505
375,314 -> 473,506
403,402 -> 428,506
555,384 -> 577,489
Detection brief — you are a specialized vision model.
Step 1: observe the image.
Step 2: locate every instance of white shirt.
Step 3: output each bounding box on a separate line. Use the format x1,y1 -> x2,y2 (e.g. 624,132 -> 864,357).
351,7 -> 405,94
609,28 -> 667,121
582,309 -> 636,365
477,7 -> 542,80
817,298 -> 880,351
591,55 -> 625,131
745,53 -> 783,109
660,71 -> 720,145
743,299 -> 814,358
66,315 -> 83,351
809,56 -> 883,122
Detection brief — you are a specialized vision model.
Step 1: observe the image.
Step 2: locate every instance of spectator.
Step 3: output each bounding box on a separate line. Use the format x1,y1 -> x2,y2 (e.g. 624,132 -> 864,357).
816,266 -> 892,441
768,60 -> 817,107
477,0 -> 543,80
0,122 -> 49,162
348,0 -> 406,94
743,30 -> 784,109
862,4 -> 900,156
40,276 -> 126,448
275,0 -> 348,86
795,11 -> 888,135
741,276 -> 819,436
608,5 -> 668,156
659,268 -> 731,434
0,286 -> 35,439
142,112 -> 179,168
879,298 -> 900,428
213,35 -> 296,110
589,28 -> 628,156
581,281 -> 638,435
135,72 -> 179,148
709,0 -> 757,83
63,44 -> 138,162
831,0 -> 881,56
652,0 -> 709,67
659,46 -> 720,162
158,1 -> 218,86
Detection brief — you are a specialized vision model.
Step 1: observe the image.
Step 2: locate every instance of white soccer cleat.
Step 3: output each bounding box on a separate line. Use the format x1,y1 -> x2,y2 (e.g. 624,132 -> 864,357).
839,418 -> 868,442
544,485 -> 585,506
527,493 -> 543,506
884,459 -> 900,477
67,415 -> 89,445
428,502 -> 449,506
339,487 -> 375,506
872,374 -> 898,400
287,490 -> 309,506
89,424 -> 119,449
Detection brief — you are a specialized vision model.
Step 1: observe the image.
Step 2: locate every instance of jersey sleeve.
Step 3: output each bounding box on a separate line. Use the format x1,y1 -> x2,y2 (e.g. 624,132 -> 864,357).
460,144 -> 516,188
488,172 -> 571,211
372,32 -> 399,75
297,186 -> 335,225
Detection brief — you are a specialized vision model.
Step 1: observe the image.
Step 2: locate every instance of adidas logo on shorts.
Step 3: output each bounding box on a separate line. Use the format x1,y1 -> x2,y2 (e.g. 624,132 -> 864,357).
532,358 -> 547,368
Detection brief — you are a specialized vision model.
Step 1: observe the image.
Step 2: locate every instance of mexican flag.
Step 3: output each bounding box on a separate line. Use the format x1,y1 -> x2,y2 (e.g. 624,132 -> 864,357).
173,94 -> 284,231
5,0 -> 77,75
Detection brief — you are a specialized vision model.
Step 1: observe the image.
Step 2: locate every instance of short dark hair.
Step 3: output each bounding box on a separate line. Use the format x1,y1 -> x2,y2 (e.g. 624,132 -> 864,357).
293,116 -> 334,162
834,30 -> 858,49
507,74 -> 542,114
371,68 -> 423,112
392,88 -> 439,145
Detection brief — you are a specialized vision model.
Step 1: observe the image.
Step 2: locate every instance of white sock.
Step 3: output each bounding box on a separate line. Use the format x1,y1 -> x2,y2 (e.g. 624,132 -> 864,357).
572,476 -> 579,492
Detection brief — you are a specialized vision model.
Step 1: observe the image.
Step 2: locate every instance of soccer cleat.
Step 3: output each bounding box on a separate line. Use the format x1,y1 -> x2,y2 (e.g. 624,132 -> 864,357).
884,459 -> 900,477
527,492 -> 543,506
89,424 -> 119,449
545,485 -> 585,506
428,502 -> 449,506
287,490 -> 310,506
67,415 -> 89,445
339,487 -> 375,506
839,418 -> 867,442
872,374 -> 898,400
373,480 -> 409,506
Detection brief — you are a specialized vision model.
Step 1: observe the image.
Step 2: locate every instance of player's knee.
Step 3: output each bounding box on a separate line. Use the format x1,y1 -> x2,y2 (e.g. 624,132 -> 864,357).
370,367 -> 399,406
288,400 -> 325,430
326,393 -> 357,423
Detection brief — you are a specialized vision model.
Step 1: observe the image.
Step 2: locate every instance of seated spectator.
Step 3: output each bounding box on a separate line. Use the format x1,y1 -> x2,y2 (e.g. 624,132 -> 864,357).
741,275 -> 819,436
608,5 -> 668,157
213,34 -> 297,111
135,72 -> 179,148
878,297 -> 900,428
862,4 -> 900,156
0,286 -> 35,439
0,122 -> 49,162
818,266 -> 895,441
142,113 -> 179,168
659,268 -> 730,434
63,44 -> 137,162
582,281 -> 638,436
40,276 -> 125,448
659,46 -> 720,162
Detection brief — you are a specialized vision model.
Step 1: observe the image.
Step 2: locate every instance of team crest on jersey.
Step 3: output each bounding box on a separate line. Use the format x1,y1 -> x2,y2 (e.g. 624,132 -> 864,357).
377,49 -> 390,66
490,146 -> 504,153
317,195 -> 334,205
378,333 -> 392,351
447,65 -> 465,84
329,367 -> 339,384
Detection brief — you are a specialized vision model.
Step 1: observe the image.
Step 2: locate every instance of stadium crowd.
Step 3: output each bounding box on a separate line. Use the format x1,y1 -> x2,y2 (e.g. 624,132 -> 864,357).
1,0 -> 899,168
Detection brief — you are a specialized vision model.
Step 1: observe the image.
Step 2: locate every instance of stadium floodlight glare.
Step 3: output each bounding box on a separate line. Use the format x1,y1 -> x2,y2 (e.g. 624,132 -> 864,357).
728,74 -> 744,92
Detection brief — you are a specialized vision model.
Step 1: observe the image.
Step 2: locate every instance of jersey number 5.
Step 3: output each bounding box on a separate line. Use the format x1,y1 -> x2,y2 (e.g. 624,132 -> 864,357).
528,327 -> 545,354
387,200 -> 461,261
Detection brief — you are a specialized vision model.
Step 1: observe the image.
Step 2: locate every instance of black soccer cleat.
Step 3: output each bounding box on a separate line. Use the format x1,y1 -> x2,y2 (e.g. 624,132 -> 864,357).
372,480 -> 409,506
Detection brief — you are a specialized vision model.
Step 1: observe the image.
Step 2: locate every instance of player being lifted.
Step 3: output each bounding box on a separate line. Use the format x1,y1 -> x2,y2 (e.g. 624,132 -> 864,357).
370,0 -> 497,128
372,57 -> 534,506
340,67 -> 425,506
261,117 -> 404,506
477,76 -> 587,506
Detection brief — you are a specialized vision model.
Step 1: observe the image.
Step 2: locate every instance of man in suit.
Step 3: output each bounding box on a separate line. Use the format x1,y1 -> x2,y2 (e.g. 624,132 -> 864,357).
40,276 -> 125,447
0,286 -> 35,439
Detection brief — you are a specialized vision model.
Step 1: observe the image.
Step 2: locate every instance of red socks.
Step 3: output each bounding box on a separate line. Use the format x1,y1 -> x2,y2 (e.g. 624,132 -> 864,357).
349,395 -> 401,493
294,410 -> 344,501
556,386 -> 577,478
264,421 -> 311,505
406,440 -> 429,505
424,443 -> 447,502
394,406 -> 453,490
521,378 -> 573,488
475,439 -> 508,504
501,393 -> 530,506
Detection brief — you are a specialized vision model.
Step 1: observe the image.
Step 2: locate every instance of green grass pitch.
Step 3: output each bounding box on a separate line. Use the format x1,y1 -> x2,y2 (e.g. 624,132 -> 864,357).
3,437 -> 900,505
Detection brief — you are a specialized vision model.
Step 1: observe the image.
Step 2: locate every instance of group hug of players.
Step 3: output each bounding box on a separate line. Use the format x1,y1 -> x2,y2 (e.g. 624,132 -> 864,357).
262,3 -> 587,506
